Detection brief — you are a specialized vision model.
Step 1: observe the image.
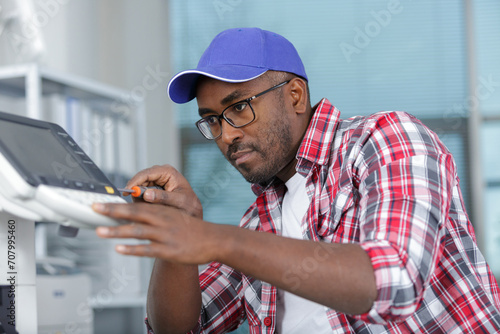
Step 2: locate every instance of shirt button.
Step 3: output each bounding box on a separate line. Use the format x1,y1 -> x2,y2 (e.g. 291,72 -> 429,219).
263,316 -> 272,327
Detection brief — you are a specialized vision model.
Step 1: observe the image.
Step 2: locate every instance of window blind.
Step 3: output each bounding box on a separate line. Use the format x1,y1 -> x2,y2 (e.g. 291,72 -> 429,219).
169,0 -> 470,229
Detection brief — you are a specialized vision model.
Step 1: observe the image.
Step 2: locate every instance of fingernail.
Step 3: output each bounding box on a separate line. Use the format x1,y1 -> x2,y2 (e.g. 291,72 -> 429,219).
116,245 -> 126,252
96,227 -> 109,236
143,190 -> 155,201
92,203 -> 106,212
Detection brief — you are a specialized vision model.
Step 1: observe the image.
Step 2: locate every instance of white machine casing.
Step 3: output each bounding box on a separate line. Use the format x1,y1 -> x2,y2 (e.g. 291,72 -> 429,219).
36,259 -> 93,334
0,111 -> 126,229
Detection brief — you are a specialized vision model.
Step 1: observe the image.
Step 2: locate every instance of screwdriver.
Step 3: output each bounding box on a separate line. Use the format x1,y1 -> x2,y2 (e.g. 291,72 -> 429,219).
117,185 -> 163,198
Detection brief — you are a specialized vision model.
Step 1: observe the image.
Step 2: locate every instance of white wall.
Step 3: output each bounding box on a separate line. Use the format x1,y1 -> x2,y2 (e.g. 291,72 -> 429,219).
96,0 -> 179,170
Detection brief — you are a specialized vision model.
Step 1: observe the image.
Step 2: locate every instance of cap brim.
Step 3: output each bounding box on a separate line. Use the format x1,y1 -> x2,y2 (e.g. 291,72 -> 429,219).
167,65 -> 267,104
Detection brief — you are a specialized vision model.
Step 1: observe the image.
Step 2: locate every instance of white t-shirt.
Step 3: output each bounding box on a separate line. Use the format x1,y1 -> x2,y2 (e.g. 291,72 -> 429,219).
276,172 -> 331,333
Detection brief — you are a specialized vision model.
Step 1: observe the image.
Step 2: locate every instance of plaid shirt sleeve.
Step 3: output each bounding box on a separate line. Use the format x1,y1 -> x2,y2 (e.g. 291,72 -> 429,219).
350,111 -> 461,323
145,261 -> 245,333
193,262 -> 246,333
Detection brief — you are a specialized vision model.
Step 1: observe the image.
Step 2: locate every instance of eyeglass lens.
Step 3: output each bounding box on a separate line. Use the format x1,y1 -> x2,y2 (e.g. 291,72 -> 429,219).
199,101 -> 254,139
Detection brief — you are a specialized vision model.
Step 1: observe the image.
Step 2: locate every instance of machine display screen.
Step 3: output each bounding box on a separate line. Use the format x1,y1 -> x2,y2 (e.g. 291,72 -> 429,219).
0,121 -> 93,183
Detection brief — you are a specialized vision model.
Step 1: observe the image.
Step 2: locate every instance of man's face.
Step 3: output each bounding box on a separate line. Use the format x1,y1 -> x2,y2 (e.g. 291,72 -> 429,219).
196,76 -> 299,184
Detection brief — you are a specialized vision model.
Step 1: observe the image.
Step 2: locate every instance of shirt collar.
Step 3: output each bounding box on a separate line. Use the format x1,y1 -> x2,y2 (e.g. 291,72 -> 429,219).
296,98 -> 340,172
251,98 -> 340,195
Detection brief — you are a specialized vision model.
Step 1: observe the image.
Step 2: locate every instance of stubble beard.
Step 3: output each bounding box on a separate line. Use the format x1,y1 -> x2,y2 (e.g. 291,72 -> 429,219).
226,115 -> 293,185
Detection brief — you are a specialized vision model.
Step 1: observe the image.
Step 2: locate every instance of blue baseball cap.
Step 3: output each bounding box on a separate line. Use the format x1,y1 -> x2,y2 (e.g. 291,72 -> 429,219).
167,27 -> 308,104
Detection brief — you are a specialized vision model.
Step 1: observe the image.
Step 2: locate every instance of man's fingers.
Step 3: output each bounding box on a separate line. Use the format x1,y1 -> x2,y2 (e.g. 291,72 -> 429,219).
125,164 -> 180,191
97,227 -> 191,262
144,189 -> 193,208
126,165 -> 164,185
122,165 -> 202,217
114,242 -> 170,258
96,223 -> 166,241
92,202 -> 170,226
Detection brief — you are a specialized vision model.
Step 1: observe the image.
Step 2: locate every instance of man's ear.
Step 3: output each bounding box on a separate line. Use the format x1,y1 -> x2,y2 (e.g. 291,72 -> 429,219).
288,77 -> 308,115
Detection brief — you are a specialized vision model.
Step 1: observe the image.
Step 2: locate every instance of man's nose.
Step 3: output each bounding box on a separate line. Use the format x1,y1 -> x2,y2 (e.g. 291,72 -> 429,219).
219,119 -> 244,144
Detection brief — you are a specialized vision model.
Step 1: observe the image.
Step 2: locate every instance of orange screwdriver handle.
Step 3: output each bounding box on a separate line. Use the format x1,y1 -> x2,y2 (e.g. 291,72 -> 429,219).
130,186 -> 163,198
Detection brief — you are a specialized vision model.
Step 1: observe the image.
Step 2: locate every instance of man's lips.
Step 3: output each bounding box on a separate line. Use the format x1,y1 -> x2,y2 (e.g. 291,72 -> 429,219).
230,150 -> 254,165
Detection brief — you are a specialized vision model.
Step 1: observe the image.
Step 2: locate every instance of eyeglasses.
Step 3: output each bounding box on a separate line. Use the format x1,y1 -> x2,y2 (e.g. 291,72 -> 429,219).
195,80 -> 291,140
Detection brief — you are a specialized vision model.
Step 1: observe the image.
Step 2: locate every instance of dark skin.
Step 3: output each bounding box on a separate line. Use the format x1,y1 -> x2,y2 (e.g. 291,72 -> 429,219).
93,73 -> 377,334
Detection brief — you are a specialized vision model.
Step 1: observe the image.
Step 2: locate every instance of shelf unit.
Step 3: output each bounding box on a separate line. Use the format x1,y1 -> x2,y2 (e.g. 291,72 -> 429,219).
0,63 -> 150,334
0,63 -> 147,175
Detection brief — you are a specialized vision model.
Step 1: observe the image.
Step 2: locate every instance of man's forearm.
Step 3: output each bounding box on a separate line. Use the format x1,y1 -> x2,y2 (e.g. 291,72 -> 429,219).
147,259 -> 201,334
94,200 -> 377,321
213,224 -> 377,315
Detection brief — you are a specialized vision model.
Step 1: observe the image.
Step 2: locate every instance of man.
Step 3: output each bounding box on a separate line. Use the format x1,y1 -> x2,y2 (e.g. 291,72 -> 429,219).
93,28 -> 500,333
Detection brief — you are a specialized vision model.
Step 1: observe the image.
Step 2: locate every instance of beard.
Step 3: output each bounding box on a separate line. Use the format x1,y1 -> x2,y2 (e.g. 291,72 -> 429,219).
225,113 -> 294,184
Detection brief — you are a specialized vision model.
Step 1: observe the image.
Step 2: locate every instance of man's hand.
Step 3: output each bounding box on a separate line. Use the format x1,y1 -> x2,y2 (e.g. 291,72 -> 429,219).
94,202 -> 219,264
93,165 -> 376,316
93,199 -> 376,315
93,200 -> 377,316
103,166 -> 206,334
124,164 -> 202,219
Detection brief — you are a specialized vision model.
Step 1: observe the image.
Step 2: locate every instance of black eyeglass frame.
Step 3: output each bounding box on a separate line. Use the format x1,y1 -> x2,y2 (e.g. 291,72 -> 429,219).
195,79 -> 291,140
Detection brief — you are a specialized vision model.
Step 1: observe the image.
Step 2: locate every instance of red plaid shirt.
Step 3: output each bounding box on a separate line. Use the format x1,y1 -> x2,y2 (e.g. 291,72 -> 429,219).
147,98 -> 500,333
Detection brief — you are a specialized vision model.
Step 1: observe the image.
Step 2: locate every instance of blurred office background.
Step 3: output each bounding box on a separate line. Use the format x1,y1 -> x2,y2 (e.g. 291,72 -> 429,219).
0,1 -> 499,333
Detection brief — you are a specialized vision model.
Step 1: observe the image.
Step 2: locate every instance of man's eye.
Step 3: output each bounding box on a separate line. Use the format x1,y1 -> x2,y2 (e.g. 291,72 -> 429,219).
206,116 -> 219,125
232,102 -> 247,113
